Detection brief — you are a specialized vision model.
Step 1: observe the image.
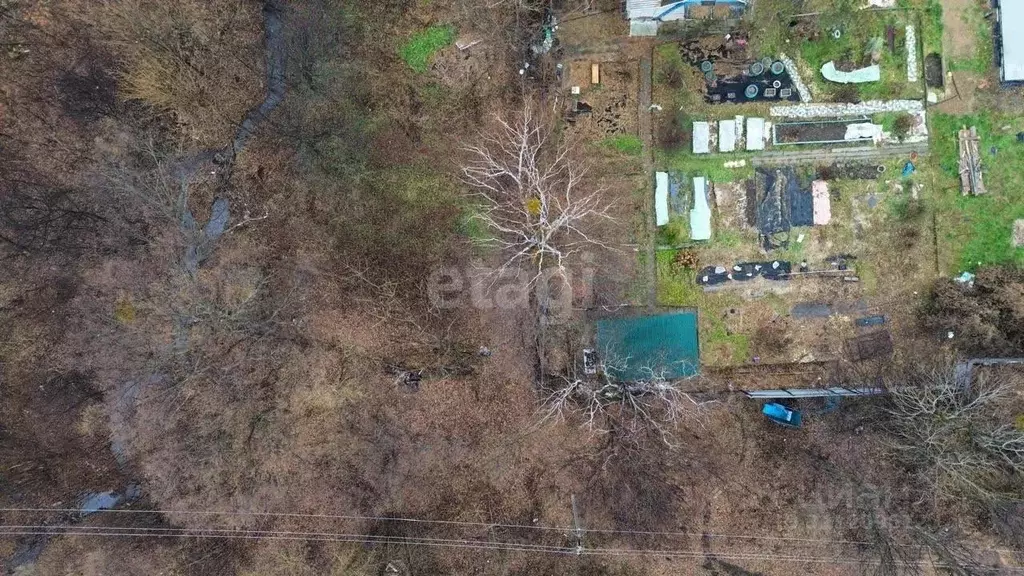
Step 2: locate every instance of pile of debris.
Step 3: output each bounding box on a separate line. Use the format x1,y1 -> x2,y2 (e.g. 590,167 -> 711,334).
958,126 -> 986,196
697,260 -> 791,286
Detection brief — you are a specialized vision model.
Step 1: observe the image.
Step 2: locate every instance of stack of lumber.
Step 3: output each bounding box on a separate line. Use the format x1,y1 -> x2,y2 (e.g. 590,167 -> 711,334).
958,126 -> 986,196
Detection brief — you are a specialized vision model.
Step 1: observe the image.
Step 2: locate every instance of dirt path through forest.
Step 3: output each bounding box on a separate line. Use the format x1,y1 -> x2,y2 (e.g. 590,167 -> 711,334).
638,44 -> 656,307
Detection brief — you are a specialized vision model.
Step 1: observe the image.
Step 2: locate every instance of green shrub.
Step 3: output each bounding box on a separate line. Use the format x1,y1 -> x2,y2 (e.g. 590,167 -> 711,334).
400,25 -> 455,73
890,194 -> 924,221
892,113 -> 915,141
601,135 -> 643,156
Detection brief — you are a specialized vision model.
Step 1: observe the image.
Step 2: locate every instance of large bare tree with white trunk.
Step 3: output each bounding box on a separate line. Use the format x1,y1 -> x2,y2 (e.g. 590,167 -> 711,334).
461,105 -> 614,285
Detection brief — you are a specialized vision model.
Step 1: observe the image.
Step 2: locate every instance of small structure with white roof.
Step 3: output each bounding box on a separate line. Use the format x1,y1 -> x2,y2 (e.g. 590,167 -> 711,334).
655,172 -> 669,226
690,177 -> 712,241
693,121 -> 711,154
998,1 -> 1024,84
719,119 -> 736,152
746,117 -> 766,151
811,180 -> 831,226
625,0 -> 749,36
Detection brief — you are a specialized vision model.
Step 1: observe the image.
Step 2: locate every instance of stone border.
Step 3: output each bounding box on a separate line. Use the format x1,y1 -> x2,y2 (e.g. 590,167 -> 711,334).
779,52 -> 812,103
906,25 -> 919,83
769,99 -> 924,119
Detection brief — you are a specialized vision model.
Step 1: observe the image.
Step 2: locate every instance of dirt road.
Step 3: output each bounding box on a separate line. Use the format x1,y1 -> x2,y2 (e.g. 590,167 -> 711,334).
638,44 -> 657,307
941,0 -> 979,62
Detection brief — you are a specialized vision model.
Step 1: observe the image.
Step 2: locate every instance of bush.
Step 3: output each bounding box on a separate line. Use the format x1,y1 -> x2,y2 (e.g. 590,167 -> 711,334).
400,25 -> 455,73
658,112 -> 690,151
890,195 -> 924,221
892,113 -> 915,141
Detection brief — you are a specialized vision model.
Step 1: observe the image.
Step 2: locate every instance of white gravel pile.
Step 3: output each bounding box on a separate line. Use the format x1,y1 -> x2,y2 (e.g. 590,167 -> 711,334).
906,25 -> 919,83
770,99 -> 924,119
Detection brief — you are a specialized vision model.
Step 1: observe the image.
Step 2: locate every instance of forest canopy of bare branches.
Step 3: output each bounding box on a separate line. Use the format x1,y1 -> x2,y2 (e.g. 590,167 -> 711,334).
2,0 -> 1024,575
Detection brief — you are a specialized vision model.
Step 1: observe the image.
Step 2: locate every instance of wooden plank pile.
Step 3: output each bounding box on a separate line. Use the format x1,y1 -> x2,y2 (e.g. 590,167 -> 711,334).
958,126 -> 986,196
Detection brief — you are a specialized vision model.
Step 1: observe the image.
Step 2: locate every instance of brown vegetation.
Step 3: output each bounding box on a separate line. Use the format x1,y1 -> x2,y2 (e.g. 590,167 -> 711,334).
925,266 -> 1024,356
3,0 -> 1024,573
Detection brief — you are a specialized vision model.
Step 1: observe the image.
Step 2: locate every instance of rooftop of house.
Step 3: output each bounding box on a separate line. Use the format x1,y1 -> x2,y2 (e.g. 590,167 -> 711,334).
1000,2 -> 1024,82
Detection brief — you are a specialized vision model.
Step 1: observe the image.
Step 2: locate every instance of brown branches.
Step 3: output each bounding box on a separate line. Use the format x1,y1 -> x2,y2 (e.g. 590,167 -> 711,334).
883,365 -> 1024,504
540,351 -> 712,445
461,105 -> 614,285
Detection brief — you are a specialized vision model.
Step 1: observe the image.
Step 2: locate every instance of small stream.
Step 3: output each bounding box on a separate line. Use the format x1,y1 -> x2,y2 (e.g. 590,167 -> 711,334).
181,0 -> 286,274
5,2 -> 288,573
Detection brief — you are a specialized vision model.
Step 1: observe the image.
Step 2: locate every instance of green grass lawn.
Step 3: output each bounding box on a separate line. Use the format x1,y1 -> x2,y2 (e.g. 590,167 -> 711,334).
656,250 -> 750,364
399,25 -> 455,73
928,113 -> 1024,270
658,148 -> 755,181
898,0 -> 943,56
600,134 -> 643,156
796,8 -> 923,101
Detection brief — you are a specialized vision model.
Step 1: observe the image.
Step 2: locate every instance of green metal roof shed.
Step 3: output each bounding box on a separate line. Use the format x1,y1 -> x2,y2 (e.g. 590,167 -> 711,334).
595,309 -> 699,381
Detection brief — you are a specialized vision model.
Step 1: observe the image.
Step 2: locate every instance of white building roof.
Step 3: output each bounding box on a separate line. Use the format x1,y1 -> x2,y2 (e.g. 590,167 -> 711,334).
1001,2 -> 1024,82
626,0 -> 660,20
746,117 -> 765,151
655,172 -> 669,226
693,121 -> 711,154
690,177 -> 711,241
719,120 -> 736,152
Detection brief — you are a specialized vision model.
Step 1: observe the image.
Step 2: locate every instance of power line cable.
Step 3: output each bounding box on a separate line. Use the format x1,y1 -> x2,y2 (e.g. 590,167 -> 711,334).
2,524 -> 1021,571
0,507 -> 925,546
3,508 -> 1023,555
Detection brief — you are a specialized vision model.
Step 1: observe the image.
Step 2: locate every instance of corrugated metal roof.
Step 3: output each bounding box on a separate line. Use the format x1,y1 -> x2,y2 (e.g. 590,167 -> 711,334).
626,0 -> 660,20
654,1 -> 689,22
1001,2 -> 1024,82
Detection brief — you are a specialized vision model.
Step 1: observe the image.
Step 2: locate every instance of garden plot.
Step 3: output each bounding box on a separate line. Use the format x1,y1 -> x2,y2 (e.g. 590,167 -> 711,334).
652,42 -> 774,122
653,156 -> 940,367
773,117 -> 877,145
563,59 -> 639,140
679,36 -> 801,105
791,8 -> 925,101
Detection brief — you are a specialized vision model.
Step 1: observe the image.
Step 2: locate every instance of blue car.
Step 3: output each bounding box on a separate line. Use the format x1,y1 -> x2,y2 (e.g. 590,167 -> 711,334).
763,402 -> 802,428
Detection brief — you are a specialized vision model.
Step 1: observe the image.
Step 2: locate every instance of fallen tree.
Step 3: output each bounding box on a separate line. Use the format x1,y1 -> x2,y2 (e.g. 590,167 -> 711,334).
541,352 -> 711,444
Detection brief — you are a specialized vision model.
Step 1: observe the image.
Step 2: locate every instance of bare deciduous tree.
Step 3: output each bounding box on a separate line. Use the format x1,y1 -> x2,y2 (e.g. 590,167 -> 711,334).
884,365 -> 1024,503
461,105 -> 614,284
541,351 -> 711,444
